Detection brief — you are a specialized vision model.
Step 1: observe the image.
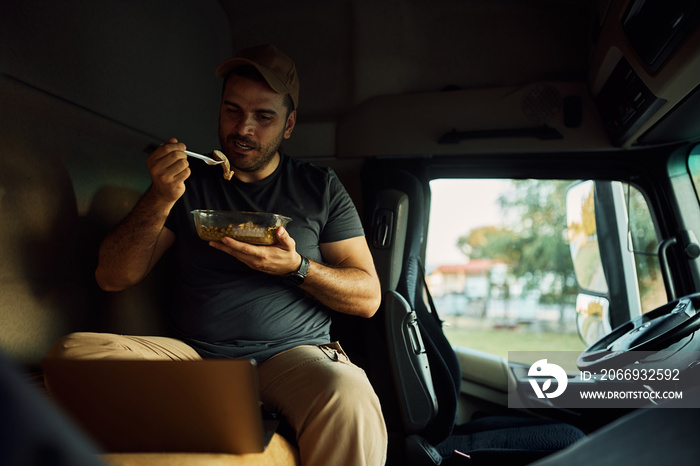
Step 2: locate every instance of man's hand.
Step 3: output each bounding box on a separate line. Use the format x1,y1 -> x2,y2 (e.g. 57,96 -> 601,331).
209,226 -> 301,276
95,138 -> 187,292
147,137 -> 190,203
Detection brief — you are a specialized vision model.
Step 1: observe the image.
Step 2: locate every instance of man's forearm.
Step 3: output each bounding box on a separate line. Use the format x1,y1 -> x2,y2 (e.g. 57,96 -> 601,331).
95,188 -> 175,291
299,260 -> 381,318
210,231 -> 382,316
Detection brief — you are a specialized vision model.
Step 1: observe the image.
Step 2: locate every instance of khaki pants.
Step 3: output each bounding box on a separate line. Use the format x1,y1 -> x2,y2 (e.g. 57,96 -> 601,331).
47,333 -> 387,466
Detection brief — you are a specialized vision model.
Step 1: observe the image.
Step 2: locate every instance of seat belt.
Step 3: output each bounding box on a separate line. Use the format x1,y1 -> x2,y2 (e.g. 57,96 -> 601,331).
418,260 -> 445,328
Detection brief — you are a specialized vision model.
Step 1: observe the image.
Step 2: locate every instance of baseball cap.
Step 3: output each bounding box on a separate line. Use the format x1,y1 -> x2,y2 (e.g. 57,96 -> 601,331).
215,44 -> 299,110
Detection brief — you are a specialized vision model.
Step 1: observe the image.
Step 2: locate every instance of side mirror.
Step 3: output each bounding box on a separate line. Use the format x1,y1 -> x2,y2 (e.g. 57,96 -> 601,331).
575,293 -> 611,346
565,181 -> 607,294
566,181 -> 611,345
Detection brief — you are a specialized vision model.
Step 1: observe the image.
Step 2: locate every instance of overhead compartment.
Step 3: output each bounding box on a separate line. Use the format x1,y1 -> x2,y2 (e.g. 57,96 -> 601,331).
337,0 -> 700,157
337,82 -> 611,158
589,0 -> 700,147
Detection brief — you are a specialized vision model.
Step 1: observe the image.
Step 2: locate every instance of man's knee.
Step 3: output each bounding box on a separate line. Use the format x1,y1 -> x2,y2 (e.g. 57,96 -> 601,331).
47,333 -> 200,361
48,332 -> 95,359
46,332 -> 133,360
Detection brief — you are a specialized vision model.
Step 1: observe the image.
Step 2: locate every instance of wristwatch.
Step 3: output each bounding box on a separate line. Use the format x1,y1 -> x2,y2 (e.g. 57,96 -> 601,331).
283,255 -> 309,286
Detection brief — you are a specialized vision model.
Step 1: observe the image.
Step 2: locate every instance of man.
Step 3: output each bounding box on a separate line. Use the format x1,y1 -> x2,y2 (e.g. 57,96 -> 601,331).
48,44 -> 387,466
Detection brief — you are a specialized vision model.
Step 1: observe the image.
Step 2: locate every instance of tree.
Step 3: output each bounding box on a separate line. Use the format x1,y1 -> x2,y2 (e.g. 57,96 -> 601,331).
457,226 -> 518,261
457,180 -> 577,306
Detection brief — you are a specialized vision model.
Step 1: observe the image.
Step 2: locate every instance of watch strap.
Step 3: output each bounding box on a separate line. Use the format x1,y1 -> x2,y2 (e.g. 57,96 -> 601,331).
283,255 -> 309,286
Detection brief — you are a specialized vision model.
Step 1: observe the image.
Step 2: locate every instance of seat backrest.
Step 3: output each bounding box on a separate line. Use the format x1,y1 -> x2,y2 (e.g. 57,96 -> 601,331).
365,169 -> 462,445
367,182 -> 437,434
0,139 -> 83,368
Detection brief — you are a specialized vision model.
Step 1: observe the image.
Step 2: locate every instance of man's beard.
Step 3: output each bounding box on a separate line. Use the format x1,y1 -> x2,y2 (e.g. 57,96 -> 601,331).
218,129 -> 284,173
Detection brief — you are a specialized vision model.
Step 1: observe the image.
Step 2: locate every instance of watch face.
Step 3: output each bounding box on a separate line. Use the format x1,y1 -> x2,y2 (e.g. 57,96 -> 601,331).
284,273 -> 304,286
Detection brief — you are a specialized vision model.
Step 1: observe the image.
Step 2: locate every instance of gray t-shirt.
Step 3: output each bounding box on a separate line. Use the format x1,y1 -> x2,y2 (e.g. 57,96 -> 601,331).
163,152 -> 365,362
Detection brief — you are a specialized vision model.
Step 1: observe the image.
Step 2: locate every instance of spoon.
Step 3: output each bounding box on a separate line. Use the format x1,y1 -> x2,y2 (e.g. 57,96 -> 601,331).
184,150 -> 224,165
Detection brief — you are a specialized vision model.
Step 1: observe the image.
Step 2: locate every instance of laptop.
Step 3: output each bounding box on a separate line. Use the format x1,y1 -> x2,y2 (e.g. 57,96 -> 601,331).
41,358 -> 278,454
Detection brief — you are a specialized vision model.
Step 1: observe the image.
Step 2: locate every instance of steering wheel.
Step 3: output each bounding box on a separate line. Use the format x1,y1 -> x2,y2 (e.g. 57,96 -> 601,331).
577,293 -> 700,370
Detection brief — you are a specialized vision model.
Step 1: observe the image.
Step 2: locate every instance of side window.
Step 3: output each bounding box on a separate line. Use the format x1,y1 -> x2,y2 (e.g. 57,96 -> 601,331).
689,152 -> 700,201
426,179 -> 585,368
426,178 -> 664,370
626,184 -> 666,313
567,180 -> 666,317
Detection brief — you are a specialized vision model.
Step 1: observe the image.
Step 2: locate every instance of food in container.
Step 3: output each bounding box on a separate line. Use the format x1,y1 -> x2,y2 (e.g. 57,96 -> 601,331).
191,210 -> 291,245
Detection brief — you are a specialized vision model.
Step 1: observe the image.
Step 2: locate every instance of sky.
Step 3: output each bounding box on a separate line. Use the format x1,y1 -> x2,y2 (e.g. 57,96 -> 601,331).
425,178 -> 511,268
